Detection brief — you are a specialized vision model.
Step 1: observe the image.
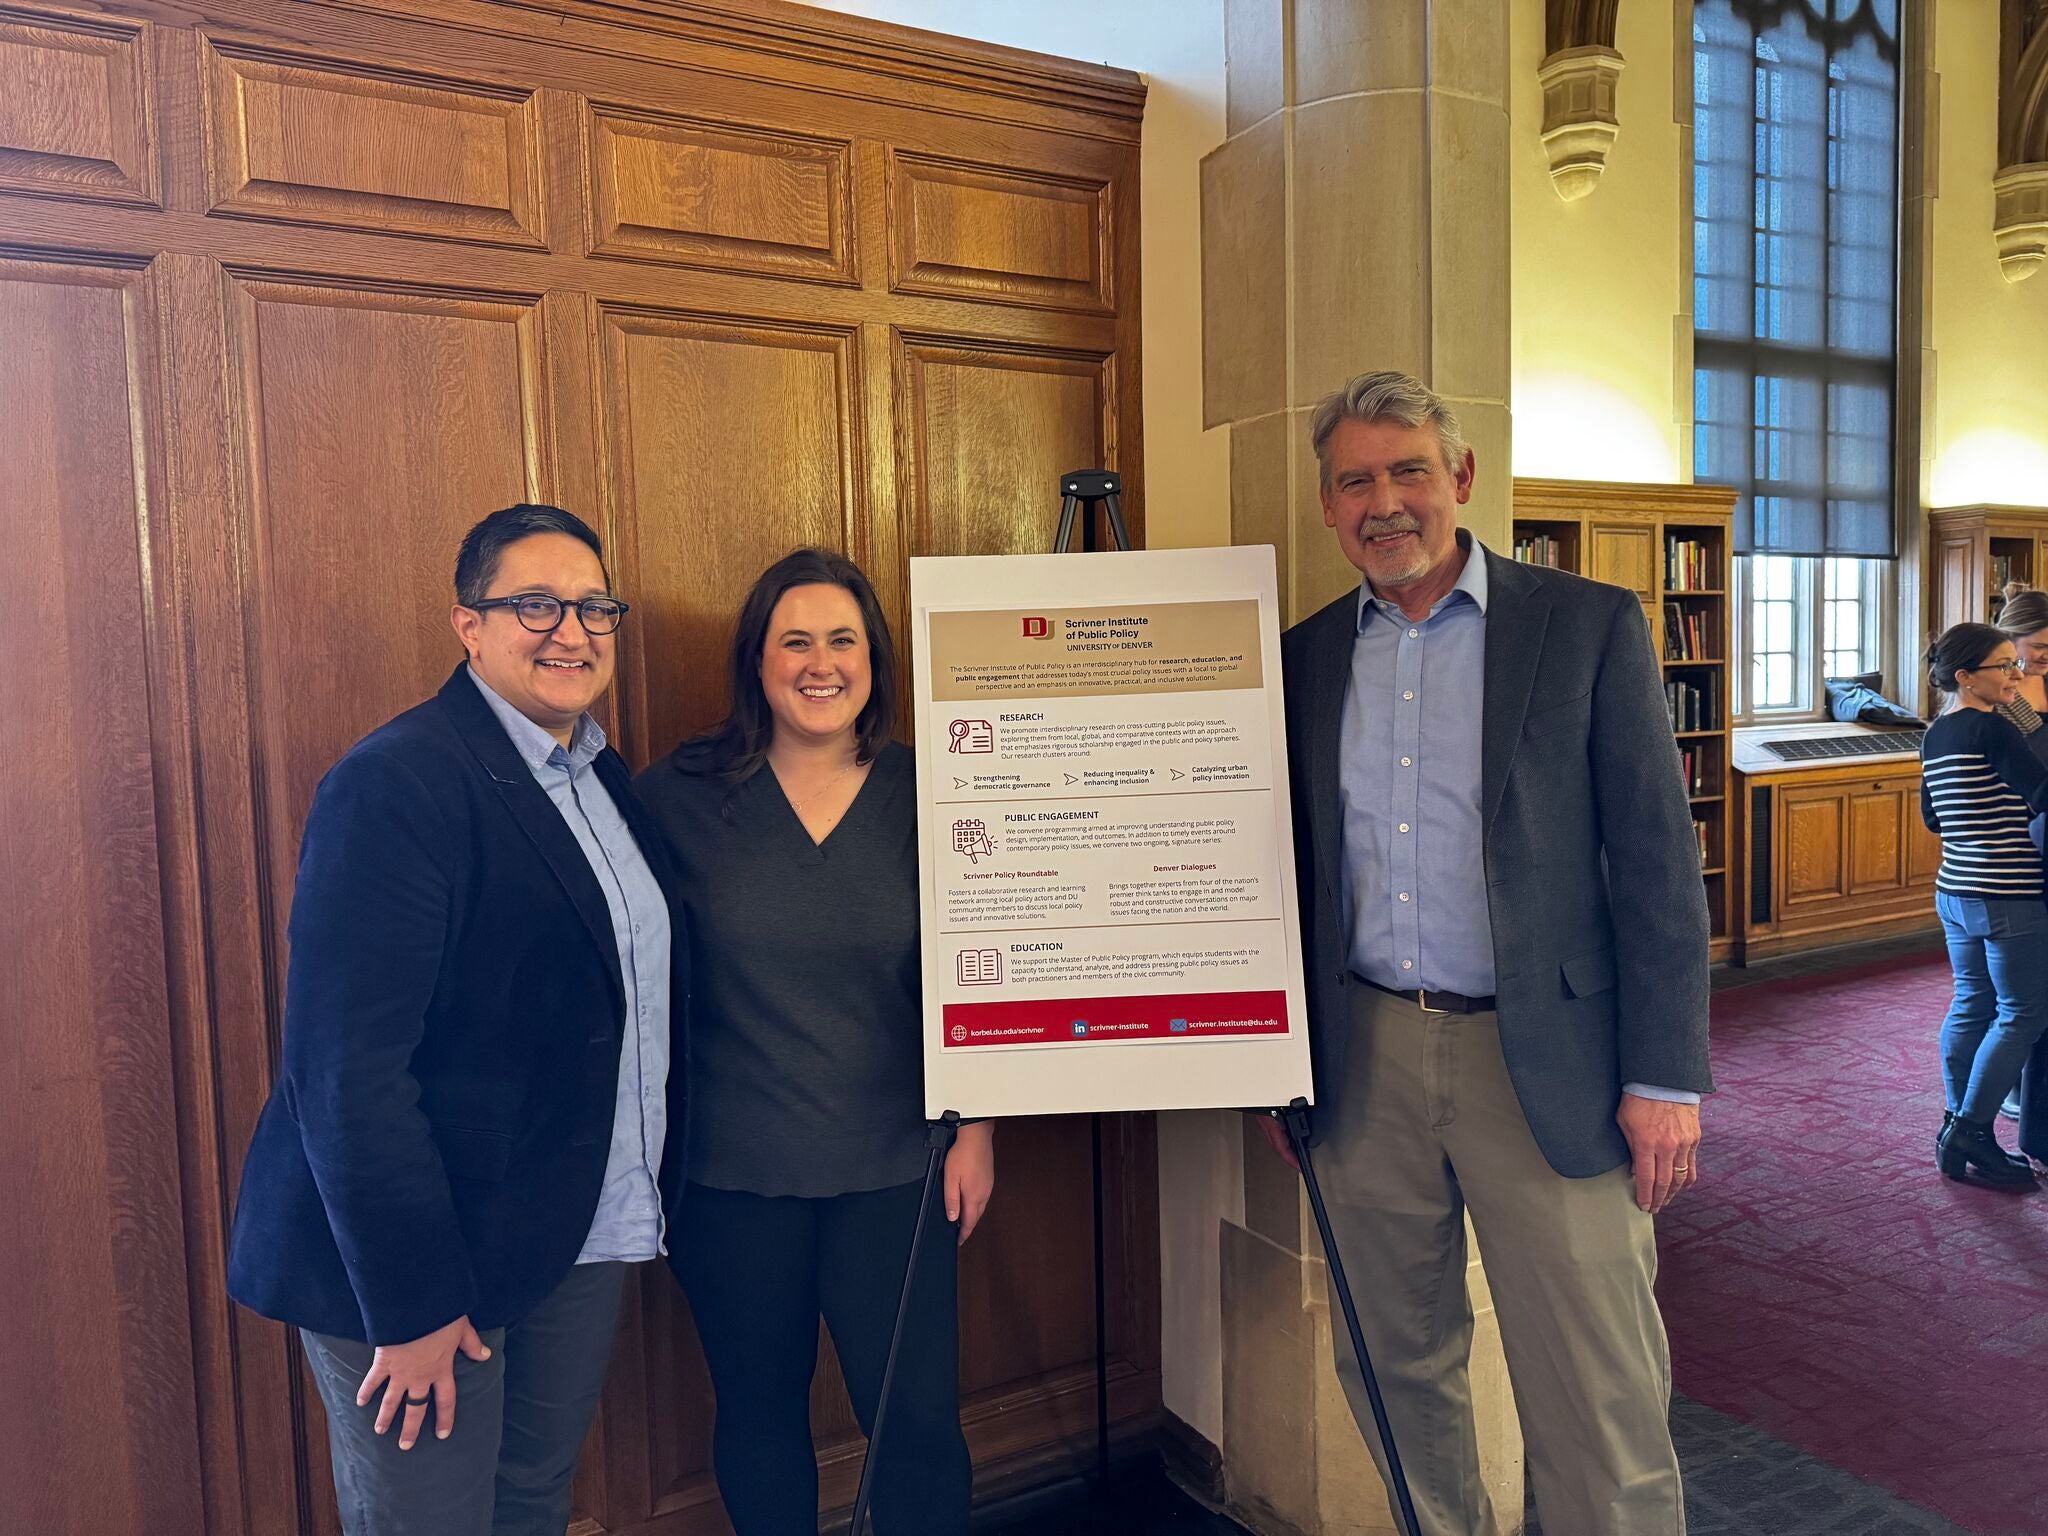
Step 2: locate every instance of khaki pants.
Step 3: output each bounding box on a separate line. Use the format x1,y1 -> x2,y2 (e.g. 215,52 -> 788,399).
1316,985 -> 1683,1536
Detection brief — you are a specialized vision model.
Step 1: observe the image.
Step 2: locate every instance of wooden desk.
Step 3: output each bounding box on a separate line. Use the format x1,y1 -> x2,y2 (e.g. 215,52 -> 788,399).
1729,724 -> 1940,964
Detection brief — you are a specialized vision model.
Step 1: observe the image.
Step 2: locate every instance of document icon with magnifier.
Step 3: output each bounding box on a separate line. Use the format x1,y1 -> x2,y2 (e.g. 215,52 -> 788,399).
948,719 -> 995,754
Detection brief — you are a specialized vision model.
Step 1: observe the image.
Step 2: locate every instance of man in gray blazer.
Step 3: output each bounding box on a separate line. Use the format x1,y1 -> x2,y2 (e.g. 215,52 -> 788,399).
1263,371 -> 1712,1534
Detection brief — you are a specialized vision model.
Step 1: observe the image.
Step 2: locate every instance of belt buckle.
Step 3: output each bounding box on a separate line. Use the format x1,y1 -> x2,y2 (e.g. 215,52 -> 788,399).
1416,988 -> 1450,1015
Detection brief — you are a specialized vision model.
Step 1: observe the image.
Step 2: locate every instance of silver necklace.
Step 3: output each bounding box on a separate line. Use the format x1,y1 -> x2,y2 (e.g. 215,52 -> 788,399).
781,758 -> 861,814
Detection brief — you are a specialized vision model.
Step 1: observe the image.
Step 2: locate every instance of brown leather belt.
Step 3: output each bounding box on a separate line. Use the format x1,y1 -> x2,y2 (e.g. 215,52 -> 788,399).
1356,975 -> 1497,1014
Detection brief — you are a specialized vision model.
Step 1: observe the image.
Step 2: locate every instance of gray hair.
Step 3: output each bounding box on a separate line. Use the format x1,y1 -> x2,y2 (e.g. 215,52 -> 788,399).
1309,371 -> 1469,485
1998,587 -> 2048,642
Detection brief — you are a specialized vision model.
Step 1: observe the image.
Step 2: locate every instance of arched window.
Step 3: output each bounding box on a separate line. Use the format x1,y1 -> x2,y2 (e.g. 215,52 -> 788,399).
1694,0 -> 1900,714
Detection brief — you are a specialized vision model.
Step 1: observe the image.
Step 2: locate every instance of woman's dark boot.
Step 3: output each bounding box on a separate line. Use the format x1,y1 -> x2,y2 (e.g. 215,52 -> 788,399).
1939,1110 -> 2031,1170
1938,1116 -> 2039,1187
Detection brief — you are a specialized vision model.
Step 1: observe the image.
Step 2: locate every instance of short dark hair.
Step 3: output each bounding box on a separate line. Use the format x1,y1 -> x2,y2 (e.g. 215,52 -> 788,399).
1925,622 -> 2011,694
454,504 -> 608,606
698,547 -> 900,784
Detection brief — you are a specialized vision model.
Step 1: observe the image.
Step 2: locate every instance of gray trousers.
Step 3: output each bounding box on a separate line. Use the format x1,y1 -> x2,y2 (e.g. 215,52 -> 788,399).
301,1262 -> 626,1536
1318,986 -> 1683,1536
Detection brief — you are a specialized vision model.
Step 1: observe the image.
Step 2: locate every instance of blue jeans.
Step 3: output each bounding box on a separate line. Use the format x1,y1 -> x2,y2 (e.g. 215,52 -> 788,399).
1936,892 -> 2048,1122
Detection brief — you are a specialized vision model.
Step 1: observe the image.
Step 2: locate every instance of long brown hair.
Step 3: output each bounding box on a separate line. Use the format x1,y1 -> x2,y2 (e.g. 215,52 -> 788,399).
693,547 -> 900,785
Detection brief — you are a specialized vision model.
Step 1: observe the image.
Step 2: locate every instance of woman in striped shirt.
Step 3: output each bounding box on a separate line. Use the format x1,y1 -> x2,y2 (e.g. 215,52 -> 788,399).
1921,622 -> 2048,1188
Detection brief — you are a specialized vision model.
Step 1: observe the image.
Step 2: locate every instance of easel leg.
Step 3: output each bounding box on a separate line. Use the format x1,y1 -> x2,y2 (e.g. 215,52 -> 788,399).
848,1113 -> 959,1536
1090,1111 -> 1109,1480
1279,1098 -> 1424,1536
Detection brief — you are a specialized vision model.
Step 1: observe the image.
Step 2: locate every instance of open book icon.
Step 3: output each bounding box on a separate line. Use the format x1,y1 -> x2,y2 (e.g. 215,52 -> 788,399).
956,948 -> 1001,985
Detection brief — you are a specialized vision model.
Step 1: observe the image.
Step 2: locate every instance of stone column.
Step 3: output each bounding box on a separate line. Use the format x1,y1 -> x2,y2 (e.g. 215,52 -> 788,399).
1201,2 -> 1522,1530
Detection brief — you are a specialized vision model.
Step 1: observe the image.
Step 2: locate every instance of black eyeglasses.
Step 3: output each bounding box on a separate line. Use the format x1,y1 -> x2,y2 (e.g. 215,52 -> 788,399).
468,593 -> 630,635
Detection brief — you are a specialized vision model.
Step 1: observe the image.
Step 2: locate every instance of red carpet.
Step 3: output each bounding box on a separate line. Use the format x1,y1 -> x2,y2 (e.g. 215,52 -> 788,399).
1659,951 -> 2048,1535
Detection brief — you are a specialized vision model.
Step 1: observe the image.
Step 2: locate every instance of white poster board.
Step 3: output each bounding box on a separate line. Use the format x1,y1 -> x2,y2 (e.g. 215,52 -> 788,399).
911,545 -> 1313,1119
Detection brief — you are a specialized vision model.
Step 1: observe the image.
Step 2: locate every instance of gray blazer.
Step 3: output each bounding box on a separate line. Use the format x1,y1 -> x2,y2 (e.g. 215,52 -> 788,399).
1282,548 -> 1713,1177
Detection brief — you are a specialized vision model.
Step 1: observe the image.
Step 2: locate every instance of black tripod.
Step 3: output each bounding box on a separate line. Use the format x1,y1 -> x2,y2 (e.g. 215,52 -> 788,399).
1271,1097 -> 1422,1536
845,1112 -> 959,1534
1052,468 -> 1134,555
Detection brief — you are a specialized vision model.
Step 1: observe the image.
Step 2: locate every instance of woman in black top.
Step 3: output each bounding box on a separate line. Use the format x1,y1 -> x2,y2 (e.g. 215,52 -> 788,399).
636,548 -> 987,1533
1920,623 -> 2048,1188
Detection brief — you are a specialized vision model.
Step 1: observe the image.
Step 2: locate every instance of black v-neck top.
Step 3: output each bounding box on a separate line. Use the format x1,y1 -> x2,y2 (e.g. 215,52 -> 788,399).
634,739 -> 926,1196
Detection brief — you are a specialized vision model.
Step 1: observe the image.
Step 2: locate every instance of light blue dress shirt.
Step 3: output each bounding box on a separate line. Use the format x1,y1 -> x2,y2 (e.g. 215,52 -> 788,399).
468,667 -> 674,1260
1336,539 -> 1696,1106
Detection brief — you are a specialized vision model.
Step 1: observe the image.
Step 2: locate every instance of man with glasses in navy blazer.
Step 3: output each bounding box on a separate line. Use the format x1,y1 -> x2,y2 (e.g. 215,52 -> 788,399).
229,504 -> 687,1536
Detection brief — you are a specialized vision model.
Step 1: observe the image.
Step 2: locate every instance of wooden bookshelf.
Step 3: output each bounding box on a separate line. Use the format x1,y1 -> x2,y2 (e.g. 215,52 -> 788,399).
1929,503 -> 2048,628
1513,477 -> 1739,961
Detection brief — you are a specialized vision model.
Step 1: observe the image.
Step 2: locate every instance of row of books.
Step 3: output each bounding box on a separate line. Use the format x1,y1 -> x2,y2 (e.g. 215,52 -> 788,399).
1665,537 -> 1717,591
1678,746 -> 1709,797
1512,533 -> 1568,568
1993,554 -> 2018,593
1663,602 -> 1715,661
1666,677 -> 1720,733
1693,818 -> 1713,868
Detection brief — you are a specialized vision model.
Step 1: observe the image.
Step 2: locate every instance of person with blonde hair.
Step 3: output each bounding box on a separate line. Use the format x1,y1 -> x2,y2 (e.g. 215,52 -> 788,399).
1993,587 -> 2048,1144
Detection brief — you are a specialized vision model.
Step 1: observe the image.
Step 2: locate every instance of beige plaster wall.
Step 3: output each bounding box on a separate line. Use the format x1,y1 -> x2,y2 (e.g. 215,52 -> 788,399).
798,0 -> 1234,550
1509,0 -> 1688,483
1928,1 -> 2048,507
799,0 -> 1239,1445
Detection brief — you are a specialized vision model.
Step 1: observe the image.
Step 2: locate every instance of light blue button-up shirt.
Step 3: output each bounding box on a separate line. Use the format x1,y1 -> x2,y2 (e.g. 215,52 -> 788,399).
468,667 -> 673,1260
1341,535 -> 1494,997
1337,539 -> 1695,1105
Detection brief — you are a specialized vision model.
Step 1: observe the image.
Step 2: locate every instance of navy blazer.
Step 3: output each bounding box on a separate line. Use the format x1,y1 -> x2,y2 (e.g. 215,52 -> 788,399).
1283,550 -> 1712,1177
227,665 -> 690,1344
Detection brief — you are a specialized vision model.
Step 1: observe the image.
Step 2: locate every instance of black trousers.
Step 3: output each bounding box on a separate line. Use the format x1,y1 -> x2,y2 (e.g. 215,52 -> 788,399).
677,1179 -> 970,1535
301,1261 -> 626,1536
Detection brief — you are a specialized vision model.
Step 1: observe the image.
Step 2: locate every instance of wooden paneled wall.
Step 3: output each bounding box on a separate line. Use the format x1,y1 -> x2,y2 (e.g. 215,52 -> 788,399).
0,3 -> 1154,1532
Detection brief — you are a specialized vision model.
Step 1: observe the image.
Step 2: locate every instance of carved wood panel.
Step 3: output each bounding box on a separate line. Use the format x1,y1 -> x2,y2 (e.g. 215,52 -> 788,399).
1780,785 -> 1851,908
0,255 -> 202,1536
1938,532 -> 1982,627
1908,800 -> 1943,887
224,277 -> 551,877
898,336 -> 1114,556
1846,785 -> 1906,894
203,39 -> 547,248
585,103 -> 854,283
0,7 -> 157,206
889,151 -> 1111,312
1586,520 -> 1657,603
600,306 -> 860,766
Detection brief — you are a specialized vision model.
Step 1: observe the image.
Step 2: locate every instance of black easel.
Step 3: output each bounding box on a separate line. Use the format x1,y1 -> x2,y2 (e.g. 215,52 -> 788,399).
1271,1097 -> 1422,1536
1052,469 -> 1132,1494
846,1111 -> 958,1534
1051,471 -> 1417,1529
849,471 -> 1132,1535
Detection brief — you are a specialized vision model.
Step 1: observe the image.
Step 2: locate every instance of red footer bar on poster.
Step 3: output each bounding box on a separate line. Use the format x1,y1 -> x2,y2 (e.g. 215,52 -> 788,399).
941,990 -> 1289,1047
